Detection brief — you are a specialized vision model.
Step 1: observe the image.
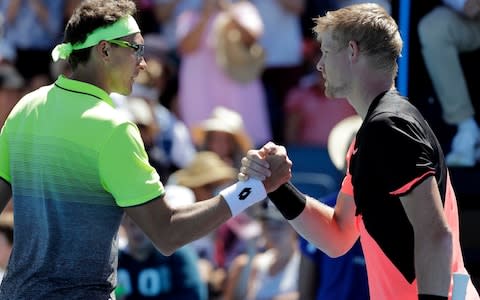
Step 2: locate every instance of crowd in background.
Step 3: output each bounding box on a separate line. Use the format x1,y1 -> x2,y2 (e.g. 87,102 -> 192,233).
1,0 -> 479,299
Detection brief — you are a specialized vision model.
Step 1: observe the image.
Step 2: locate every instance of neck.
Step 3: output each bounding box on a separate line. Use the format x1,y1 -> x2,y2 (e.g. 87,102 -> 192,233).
70,65 -> 109,93
347,73 -> 394,119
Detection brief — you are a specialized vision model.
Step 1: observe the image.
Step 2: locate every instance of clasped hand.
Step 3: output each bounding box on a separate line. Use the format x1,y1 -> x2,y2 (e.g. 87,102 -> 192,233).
238,142 -> 292,193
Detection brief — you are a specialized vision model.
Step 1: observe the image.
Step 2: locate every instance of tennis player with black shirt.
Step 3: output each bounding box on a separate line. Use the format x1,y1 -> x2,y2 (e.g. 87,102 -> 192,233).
239,3 -> 480,300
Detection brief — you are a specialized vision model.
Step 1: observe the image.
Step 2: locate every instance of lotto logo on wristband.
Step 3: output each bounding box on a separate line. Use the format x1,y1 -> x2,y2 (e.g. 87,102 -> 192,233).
238,188 -> 251,200
221,179 -> 267,217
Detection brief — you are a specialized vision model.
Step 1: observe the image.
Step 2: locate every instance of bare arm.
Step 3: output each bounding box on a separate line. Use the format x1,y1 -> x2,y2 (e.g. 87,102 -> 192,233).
0,179 -> 12,215
241,143 -> 359,257
177,0 -> 215,54
400,176 -> 452,296
298,253 -> 319,300
276,0 -> 305,15
223,253 -> 250,300
122,140 -> 290,256
289,192 -> 359,257
124,193 -> 231,256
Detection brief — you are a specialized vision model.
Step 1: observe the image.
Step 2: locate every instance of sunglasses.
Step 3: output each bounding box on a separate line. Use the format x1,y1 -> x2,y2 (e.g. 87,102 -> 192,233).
108,40 -> 145,60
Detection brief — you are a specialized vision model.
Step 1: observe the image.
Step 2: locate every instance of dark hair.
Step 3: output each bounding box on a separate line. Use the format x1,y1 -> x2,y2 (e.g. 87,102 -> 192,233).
63,0 -> 137,69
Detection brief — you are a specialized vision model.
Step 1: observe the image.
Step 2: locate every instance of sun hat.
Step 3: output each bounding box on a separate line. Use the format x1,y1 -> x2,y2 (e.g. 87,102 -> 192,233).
172,151 -> 237,188
119,97 -> 155,126
191,106 -> 253,154
213,0 -> 265,83
327,115 -> 362,172
163,184 -> 196,208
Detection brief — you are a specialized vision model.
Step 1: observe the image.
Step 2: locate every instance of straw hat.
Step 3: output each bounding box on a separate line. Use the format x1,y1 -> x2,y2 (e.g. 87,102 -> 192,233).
213,1 -> 265,83
191,106 -> 253,154
327,115 -> 362,172
172,151 -> 237,188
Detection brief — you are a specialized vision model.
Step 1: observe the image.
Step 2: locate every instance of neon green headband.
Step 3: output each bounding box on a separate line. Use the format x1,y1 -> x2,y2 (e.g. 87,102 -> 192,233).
51,15 -> 140,62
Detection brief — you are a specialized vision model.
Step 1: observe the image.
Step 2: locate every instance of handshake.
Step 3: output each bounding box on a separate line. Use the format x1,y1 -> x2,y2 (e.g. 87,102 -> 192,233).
236,142 -> 307,220
237,142 -> 293,192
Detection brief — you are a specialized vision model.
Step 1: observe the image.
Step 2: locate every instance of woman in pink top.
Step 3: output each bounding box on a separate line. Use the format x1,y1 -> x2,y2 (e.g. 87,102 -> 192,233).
176,0 -> 271,147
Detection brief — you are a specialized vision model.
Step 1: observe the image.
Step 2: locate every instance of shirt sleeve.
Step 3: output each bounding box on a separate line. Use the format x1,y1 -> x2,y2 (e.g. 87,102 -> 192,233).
0,125 -> 11,183
99,122 -> 164,207
340,139 -> 356,197
362,115 -> 436,196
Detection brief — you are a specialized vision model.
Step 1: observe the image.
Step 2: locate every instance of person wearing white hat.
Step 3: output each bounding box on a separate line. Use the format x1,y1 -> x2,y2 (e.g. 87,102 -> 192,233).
192,106 -> 253,169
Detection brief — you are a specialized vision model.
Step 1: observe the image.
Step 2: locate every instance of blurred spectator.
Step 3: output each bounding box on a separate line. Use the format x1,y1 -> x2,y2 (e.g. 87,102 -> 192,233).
251,0 -> 305,144
0,64 -> 25,128
336,0 -> 391,12
418,0 -> 480,167
113,44 -> 197,179
176,0 -> 271,147
169,150 -> 259,299
153,0 -> 202,64
117,215 -> 207,300
134,0 -> 160,34
133,49 -> 196,170
191,106 -> 252,169
298,115 -> 369,300
284,49 -> 357,146
63,0 -> 83,26
224,202 -> 300,300
0,212 -> 13,284
116,96 -> 177,182
0,0 -> 64,88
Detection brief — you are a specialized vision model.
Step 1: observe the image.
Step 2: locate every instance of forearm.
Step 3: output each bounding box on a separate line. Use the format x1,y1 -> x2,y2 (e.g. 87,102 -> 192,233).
289,195 -> 359,257
155,196 -> 231,255
415,229 -> 453,296
128,179 -> 266,256
178,16 -> 210,54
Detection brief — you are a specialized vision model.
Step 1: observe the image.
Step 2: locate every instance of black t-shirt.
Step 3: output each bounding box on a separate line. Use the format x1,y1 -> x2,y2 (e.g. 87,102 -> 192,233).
349,90 -> 447,282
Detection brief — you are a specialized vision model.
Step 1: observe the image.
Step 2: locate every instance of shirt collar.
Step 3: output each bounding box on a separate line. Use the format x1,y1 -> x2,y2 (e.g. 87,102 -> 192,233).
54,75 -> 114,107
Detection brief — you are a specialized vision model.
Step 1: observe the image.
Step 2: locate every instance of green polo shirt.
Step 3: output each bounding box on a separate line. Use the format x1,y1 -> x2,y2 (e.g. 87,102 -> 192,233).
0,76 -> 164,298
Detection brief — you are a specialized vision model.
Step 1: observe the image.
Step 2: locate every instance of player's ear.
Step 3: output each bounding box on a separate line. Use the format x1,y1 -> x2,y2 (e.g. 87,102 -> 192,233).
348,40 -> 360,63
96,41 -> 111,60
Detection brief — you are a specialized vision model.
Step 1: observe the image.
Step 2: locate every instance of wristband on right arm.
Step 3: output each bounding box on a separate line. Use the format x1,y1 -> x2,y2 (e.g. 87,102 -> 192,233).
267,181 -> 306,220
220,178 -> 267,217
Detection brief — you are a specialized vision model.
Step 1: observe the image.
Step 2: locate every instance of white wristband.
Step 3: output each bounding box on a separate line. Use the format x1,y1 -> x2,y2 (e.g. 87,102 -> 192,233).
220,179 -> 267,217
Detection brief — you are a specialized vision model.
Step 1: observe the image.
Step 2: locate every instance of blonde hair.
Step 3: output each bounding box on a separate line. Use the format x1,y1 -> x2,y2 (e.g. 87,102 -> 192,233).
313,3 -> 402,75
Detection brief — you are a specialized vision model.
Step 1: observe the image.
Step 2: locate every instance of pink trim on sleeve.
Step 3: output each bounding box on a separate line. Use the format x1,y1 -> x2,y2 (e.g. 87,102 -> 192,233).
389,171 -> 435,196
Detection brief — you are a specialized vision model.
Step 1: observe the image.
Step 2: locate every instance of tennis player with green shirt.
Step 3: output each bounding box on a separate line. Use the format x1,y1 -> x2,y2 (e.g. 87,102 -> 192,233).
0,0 -> 289,298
